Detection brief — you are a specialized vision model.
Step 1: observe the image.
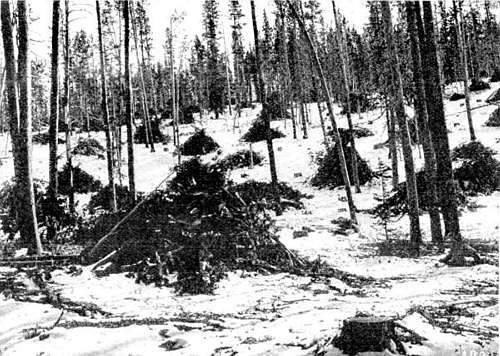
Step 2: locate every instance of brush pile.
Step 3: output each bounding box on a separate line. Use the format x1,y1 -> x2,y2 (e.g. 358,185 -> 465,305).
57,163 -> 102,195
451,141 -> 500,194
219,149 -> 264,170
179,129 -> 220,156
469,78 -> 491,92
312,130 -> 374,189
449,92 -> 465,101
241,117 -> 285,143
491,67 -> 500,82
82,158 -> 306,294
32,132 -> 65,145
484,107 -> 500,127
72,137 -> 105,159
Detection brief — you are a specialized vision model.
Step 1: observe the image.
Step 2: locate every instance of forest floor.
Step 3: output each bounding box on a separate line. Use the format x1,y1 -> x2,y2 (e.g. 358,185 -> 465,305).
0,83 -> 499,355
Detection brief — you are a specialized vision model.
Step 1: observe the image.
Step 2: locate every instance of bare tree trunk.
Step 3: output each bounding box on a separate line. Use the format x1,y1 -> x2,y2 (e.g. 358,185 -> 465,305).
251,0 -> 278,185
407,1 -> 442,244
419,1 -> 461,237
382,1 -> 421,254
48,0 -> 60,204
332,0 -> 360,193
62,0 -> 74,213
386,97 -> 399,189
454,0 -> 476,141
1,0 -> 42,255
287,0 -> 357,224
96,0 -> 117,212
123,0 -> 136,203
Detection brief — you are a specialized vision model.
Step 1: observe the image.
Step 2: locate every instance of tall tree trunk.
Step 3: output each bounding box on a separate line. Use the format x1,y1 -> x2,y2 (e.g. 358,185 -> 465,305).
381,1 -> 421,254
332,0 -> 360,193
407,1 -> 442,244
48,0 -> 60,205
418,1 -> 461,237
287,0 -> 357,224
250,0 -> 278,185
96,0 -> 117,212
123,0 -> 136,203
1,0 -> 42,255
63,0 -> 74,212
386,96 -> 399,190
454,0 -> 476,141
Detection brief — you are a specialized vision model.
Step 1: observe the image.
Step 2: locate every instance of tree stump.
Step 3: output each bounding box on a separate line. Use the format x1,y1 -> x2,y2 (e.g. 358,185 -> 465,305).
335,316 -> 403,355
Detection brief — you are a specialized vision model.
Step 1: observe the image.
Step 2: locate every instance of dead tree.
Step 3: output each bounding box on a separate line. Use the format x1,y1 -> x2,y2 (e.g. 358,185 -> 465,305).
1,0 -> 43,255
123,0 -> 136,202
250,0 -> 278,185
406,1 -> 442,244
286,0 -> 357,225
96,0 -> 117,212
381,1 -> 421,254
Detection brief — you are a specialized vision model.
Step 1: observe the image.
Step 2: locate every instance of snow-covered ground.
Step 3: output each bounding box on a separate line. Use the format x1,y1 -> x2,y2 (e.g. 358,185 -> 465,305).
0,83 -> 499,355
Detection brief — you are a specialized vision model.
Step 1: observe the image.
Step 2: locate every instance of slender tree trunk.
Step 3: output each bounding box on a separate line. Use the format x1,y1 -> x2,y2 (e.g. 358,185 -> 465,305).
62,0 -> 74,212
454,0 -> 475,141
48,0 -> 60,205
386,97 -> 399,189
382,1 -> 421,254
250,0 -> 278,185
1,0 -> 42,255
287,0 -> 357,224
124,0 -> 136,203
418,1 -> 461,237
332,1 -> 360,193
407,1 -> 442,244
96,0 -> 117,212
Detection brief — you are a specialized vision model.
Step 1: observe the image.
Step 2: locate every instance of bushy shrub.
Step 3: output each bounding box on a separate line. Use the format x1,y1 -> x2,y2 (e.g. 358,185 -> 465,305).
311,143 -> 374,189
179,129 -> 220,156
72,137 -> 105,159
451,141 -> 500,194
449,92 -> 465,101
469,78 -> 491,92
241,117 -> 285,143
58,163 -> 102,195
485,107 -> 500,127
219,149 -> 264,170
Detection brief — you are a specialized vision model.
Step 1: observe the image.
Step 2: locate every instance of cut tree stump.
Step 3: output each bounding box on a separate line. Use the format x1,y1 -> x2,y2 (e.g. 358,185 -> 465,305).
335,316 -> 405,355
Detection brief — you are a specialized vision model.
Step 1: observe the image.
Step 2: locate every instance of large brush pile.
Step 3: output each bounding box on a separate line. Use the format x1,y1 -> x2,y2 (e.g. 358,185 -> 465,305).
57,163 -> 102,195
469,78 -> 491,92
133,120 -> 165,144
32,132 -> 65,145
491,67 -> 500,82
451,141 -> 500,194
219,149 -> 264,170
72,137 -> 105,159
82,158 -> 306,294
88,185 -> 138,213
179,129 -> 220,156
241,116 -> 285,143
485,107 -> 500,127
312,129 -> 374,189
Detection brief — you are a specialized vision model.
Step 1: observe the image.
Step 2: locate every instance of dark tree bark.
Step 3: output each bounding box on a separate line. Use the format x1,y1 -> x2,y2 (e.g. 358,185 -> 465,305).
1,0 -> 42,254
386,96 -> 399,190
124,0 -> 136,202
418,1 -> 461,237
96,0 -> 117,212
406,1 -> 442,244
250,0 -> 278,185
381,1 -> 421,254
286,0 -> 357,225
63,0 -> 74,212
49,0 -> 60,203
